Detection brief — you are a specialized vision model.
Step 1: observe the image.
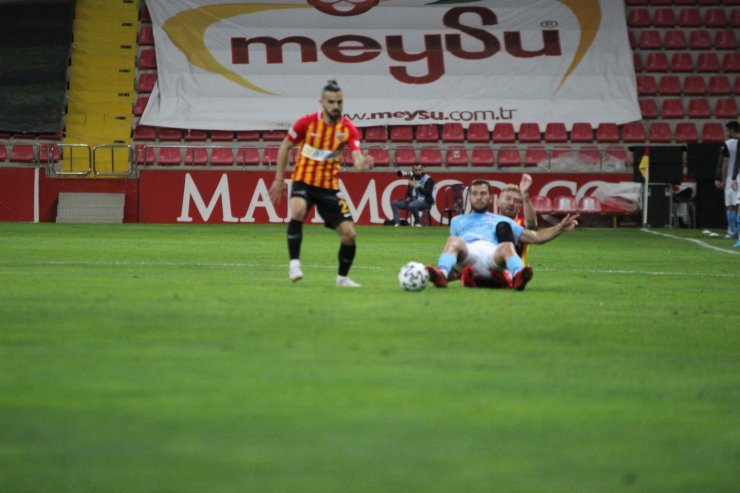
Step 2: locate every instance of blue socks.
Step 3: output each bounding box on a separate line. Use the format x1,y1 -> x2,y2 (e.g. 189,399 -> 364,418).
727,210 -> 737,236
437,253 -> 457,276
506,255 -> 524,275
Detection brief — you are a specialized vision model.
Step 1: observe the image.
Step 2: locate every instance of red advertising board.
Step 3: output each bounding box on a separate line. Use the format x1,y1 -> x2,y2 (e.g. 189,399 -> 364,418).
0,168 -> 38,221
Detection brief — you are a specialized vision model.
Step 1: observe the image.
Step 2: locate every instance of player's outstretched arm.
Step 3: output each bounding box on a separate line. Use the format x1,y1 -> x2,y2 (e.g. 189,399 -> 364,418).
352,150 -> 374,171
519,213 -> 579,244
269,137 -> 293,204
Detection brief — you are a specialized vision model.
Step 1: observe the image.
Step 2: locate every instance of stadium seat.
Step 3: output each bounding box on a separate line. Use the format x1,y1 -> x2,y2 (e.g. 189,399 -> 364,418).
441,184 -> 468,224
132,125 -> 156,141
134,146 -> 154,166
628,30 -> 636,50
140,4 -> 151,22
363,126 -> 387,143
663,30 -> 687,50
731,8 -> 740,27
674,122 -> 699,143
133,96 -> 148,117
393,146 -> 416,166
466,123 -> 490,143
721,53 -> 740,72
0,145 -> 6,162
415,124 -> 439,142
653,8 -> 676,27
638,30 -> 662,49
445,146 -> 469,167
138,25 -> 154,45
637,75 -> 657,96
697,53 -> 720,73
184,148 -> 208,166
704,8 -> 727,27
158,127 -> 183,141
441,123 -> 464,143
686,98 -> 711,118
138,48 -> 157,69
38,143 -> 60,163
569,122 -> 593,143
210,131 -> 234,142
157,147 -> 182,166
418,146 -> 442,166
10,144 -> 35,163
603,145 -> 628,168
544,122 -> 567,143
578,196 -> 602,214
646,52 -> 669,72
657,75 -> 681,95
497,146 -> 521,167
688,30 -> 712,50
596,123 -> 620,143
683,75 -> 707,95
471,145 -> 494,167
552,195 -> 577,214
577,145 -> 601,166
696,0 -> 721,4
389,126 -> 413,143
234,131 -> 257,141
633,52 -> 644,72
236,147 -> 260,166
660,99 -> 684,118
715,30 -> 737,50
492,123 -> 516,143
648,122 -> 672,143
622,122 -> 646,143
673,0 -> 699,4
262,146 -> 279,165
136,73 -> 157,93
734,76 -> 740,94
517,122 -> 541,143
670,52 -> 694,72
184,130 -> 208,142
262,130 -> 286,142
210,148 -> 234,166
715,98 -> 739,118
701,123 -> 725,142
524,145 -> 548,167
627,9 -> 651,27
678,9 -> 702,28
531,195 -> 552,214
639,99 -> 658,119
367,146 -> 390,167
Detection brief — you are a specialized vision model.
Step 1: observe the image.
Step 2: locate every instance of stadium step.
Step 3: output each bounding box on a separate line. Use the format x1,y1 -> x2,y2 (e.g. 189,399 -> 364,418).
56,193 -> 125,223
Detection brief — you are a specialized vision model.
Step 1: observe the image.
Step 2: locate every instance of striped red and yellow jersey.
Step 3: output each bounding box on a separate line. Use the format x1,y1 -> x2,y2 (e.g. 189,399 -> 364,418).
287,112 -> 361,190
515,216 -> 530,264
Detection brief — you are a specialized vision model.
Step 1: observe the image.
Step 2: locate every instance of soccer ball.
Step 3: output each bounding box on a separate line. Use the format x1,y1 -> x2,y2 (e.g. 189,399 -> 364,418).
398,261 -> 429,291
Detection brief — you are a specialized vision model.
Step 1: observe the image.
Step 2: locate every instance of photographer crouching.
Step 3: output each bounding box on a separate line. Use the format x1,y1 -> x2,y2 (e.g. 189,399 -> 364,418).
391,164 -> 435,227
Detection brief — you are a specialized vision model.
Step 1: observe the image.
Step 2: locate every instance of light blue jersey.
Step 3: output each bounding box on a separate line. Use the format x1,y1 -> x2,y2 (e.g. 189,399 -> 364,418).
450,212 -> 524,244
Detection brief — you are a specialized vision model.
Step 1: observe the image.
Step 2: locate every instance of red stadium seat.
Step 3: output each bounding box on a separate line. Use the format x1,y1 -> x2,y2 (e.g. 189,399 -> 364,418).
445,146 -> 469,167
158,127 -> 183,141
367,146 -> 390,167
136,73 -> 157,93
524,145 -> 548,167
663,30 -> 687,50
234,131 -> 257,141
441,123 -> 465,143
657,75 -> 681,96
140,4 -> 151,22
628,30 -> 636,50
184,148 -> 208,166
697,53 -> 720,73
701,123 -> 725,142
262,130 -> 286,142
0,144 -> 6,162
622,122 -> 646,143
138,25 -> 154,45
686,98 -> 711,118
683,75 -> 707,95
638,30 -> 662,49
731,8 -> 740,27
393,146 -> 416,166
544,122 -> 567,143
576,145 -> 601,166
734,76 -> 740,94
236,147 -> 260,166
639,99 -> 658,119
262,146 -> 279,165
531,195 -> 552,214
596,123 -> 620,143
132,125 -> 156,141
704,8 -> 727,27
633,52 -> 644,72
678,9 -> 702,28
210,148 -> 234,166
389,126 -> 413,143
133,96 -> 148,117
646,52 -> 669,72
627,9 -> 651,27
492,123 -> 516,143
157,147 -> 182,166
209,131 -> 234,142
138,48 -> 156,69
552,195 -> 577,214
497,146 -> 521,167
603,145 -> 628,168
570,122 -> 594,143
670,52 -> 694,72
660,99 -> 684,118
418,146 -> 442,166
653,8 -> 676,27
415,124 -> 439,142
673,0 -> 699,4
715,98 -> 738,118
722,53 -> 740,72
696,0 -> 721,4
688,30 -> 712,50
715,30 -> 737,50
517,122 -> 541,143
363,126 -> 387,143
466,123 -> 490,143
674,122 -> 699,143
637,75 -> 657,96
184,130 -> 208,142
471,146 -> 494,167
648,122 -> 672,143
134,146 -> 154,166
38,143 -> 60,163
10,144 -> 35,163
578,196 -> 602,214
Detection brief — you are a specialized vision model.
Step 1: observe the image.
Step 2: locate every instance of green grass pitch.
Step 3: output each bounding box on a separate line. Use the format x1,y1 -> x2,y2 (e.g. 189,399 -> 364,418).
0,223 -> 738,492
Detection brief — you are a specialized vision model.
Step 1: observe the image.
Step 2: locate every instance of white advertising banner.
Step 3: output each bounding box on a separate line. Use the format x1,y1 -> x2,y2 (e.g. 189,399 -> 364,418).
141,0 -> 640,131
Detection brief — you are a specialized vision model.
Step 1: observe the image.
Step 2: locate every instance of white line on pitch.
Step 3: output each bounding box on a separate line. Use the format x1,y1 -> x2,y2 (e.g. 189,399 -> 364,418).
641,228 -> 740,255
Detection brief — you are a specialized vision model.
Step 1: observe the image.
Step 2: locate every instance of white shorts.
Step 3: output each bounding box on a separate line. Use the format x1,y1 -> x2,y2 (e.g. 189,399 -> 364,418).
724,187 -> 739,207
460,240 -> 503,278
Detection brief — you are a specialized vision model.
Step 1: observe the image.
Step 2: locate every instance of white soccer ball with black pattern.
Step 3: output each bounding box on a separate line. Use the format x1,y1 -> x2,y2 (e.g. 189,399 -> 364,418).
398,261 -> 429,291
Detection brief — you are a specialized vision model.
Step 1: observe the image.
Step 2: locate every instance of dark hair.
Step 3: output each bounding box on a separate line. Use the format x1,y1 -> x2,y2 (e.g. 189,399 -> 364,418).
322,79 -> 341,94
726,121 -> 740,133
470,179 -> 491,191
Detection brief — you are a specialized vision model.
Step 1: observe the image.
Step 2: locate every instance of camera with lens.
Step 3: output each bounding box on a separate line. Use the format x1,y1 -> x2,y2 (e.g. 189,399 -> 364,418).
397,169 -> 415,178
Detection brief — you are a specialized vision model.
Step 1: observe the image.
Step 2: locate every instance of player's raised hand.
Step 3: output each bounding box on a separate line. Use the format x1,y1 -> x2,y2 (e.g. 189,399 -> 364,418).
519,174 -> 533,195
560,213 -> 580,231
